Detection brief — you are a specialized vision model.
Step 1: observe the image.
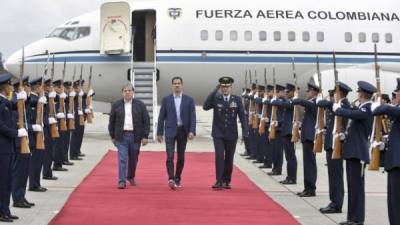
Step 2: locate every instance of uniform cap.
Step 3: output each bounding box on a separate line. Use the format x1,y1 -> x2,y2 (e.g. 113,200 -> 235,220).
286,83 -> 295,91
257,85 -> 265,91
307,82 -> 320,92
29,77 -> 42,86
0,72 -> 12,85
219,76 -> 234,87
357,81 -> 376,94
334,81 -> 352,93
276,84 -> 285,91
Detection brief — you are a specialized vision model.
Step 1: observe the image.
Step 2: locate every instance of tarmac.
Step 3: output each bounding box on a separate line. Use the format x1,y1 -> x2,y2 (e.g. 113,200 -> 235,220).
9,107 -> 390,225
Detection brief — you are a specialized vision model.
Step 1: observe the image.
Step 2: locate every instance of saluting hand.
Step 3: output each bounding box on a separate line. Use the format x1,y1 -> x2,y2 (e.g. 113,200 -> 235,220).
188,132 -> 194,140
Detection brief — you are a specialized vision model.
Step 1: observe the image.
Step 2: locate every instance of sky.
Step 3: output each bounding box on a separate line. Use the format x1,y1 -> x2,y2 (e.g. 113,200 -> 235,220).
0,0 -> 110,60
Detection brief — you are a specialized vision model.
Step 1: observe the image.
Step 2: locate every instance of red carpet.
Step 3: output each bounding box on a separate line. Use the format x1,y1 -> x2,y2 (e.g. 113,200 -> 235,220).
49,151 -> 300,225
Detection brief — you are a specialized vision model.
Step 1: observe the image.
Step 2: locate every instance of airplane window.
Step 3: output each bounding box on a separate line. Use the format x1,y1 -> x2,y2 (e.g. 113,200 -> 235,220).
302,32 -> 310,42
259,31 -> 267,41
59,28 -> 77,41
200,30 -> 208,41
288,31 -> 296,42
372,33 -> 379,43
47,26 -> 90,41
274,31 -> 281,41
230,31 -> 238,41
48,28 -> 64,38
76,27 -> 90,39
317,32 -> 324,42
245,31 -> 252,41
345,32 -> 352,43
385,33 -> 393,43
358,33 -> 366,43
215,30 -> 223,41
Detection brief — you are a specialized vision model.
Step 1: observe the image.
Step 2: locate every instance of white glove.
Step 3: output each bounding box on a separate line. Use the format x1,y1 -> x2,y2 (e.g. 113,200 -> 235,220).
339,132 -> 346,141
89,105 -> 93,110
85,108 -> 91,114
17,128 -> 28,137
38,96 -> 47,104
316,96 -> 323,104
272,120 -> 278,127
332,103 -> 341,112
69,91 -> 76,97
87,89 -> 94,97
242,91 -> 246,96
249,92 -> 254,97
78,110 -> 83,115
67,113 -> 74,119
16,91 -> 27,101
56,113 -> 65,119
262,97 -> 268,103
271,97 -> 277,103
383,134 -> 389,142
371,102 -> 380,112
293,96 -> 298,100
79,91 -> 84,96
32,124 -> 43,132
48,117 -> 57,124
49,91 -> 57,98
59,92 -> 67,99
372,141 -> 385,151
254,93 -> 259,98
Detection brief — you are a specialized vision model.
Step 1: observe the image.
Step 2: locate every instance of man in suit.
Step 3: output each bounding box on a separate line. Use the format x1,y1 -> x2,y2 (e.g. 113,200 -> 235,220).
292,82 -> 319,197
372,78 -> 400,225
203,76 -> 249,190
157,76 -> 196,189
108,83 -> 150,189
0,71 -> 27,222
334,81 -> 375,225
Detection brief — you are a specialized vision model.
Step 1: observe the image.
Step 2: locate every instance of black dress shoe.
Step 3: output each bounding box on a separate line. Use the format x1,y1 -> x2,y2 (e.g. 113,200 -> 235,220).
259,164 -> 272,169
70,157 -> 83,161
79,153 -> 86,157
223,182 -> 231,189
62,161 -> 74,166
239,153 -> 248,157
29,186 -> 47,192
279,179 -> 296,185
6,215 -> 18,220
319,205 -> 341,214
297,190 -> 316,197
212,182 -> 223,190
13,201 -> 31,208
267,171 -> 282,176
24,198 -> 35,207
0,215 -> 13,222
339,221 -> 364,225
252,160 -> 263,164
43,175 -> 58,180
53,167 -> 68,171
245,156 -> 255,160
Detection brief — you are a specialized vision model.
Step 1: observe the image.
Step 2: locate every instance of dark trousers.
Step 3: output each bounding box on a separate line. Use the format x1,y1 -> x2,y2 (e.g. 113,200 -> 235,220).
29,148 -> 45,189
243,135 -> 250,155
213,138 -> 237,183
257,132 -> 267,162
42,126 -> 54,177
0,155 -> 13,217
12,152 -> 30,203
271,132 -> 283,173
262,132 -> 272,166
302,140 -> 317,191
283,135 -> 297,181
54,131 -> 67,167
346,159 -> 365,223
166,127 -> 188,181
70,125 -> 84,157
248,128 -> 257,158
388,168 -> 400,225
326,149 -> 344,209
63,130 -> 71,162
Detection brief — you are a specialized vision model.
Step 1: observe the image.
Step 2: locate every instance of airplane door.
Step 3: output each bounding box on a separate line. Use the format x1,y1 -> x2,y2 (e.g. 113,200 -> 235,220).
100,1 -> 131,55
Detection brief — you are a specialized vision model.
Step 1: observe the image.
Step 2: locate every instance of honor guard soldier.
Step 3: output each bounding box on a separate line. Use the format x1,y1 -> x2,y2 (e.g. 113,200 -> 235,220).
69,80 -> 86,160
292,82 -> 319,197
52,80 -> 68,172
245,83 -> 257,160
333,81 -> 375,225
203,76 -> 249,190
254,85 -> 265,164
274,83 -> 297,184
259,85 -> 274,168
0,72 -> 24,222
63,81 -> 74,165
240,86 -> 251,157
372,78 -> 400,225
28,77 -> 48,192
318,82 -> 352,214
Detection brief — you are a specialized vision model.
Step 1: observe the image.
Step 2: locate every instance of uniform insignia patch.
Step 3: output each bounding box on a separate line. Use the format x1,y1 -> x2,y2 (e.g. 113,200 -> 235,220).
217,104 -> 223,108
361,108 -> 366,112
230,102 -> 237,108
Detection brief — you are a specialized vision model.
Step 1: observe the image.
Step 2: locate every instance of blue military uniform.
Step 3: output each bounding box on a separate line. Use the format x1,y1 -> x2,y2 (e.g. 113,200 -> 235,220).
372,78 -> 400,225
0,72 -> 19,221
62,81 -> 73,165
245,83 -> 258,160
240,88 -> 251,156
69,80 -> 87,160
254,85 -> 266,164
292,82 -> 319,196
335,81 -> 375,225
259,85 -> 274,168
203,76 -> 249,189
53,80 -> 68,171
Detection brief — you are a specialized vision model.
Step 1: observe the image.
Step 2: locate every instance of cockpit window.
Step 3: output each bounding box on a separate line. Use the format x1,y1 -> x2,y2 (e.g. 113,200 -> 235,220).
47,26 -> 90,41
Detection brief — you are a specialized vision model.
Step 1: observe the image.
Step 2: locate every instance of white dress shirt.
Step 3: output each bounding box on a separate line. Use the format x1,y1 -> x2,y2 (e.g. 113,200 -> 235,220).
174,93 -> 183,126
124,99 -> 134,131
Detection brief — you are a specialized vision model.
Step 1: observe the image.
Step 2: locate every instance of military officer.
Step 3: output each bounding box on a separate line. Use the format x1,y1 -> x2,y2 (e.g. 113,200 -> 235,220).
317,82 -> 352,214
52,80 -> 68,172
203,76 -> 249,190
292,82 -> 319,197
334,81 -> 375,225
245,83 -> 257,160
254,85 -> 266,164
372,78 -> 400,225
69,80 -> 87,160
259,85 -> 274,168
240,86 -> 251,157
0,71 -> 26,222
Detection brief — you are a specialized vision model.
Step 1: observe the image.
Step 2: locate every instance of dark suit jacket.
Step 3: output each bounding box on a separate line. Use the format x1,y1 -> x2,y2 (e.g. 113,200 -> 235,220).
157,94 -> 196,138
108,98 -> 150,143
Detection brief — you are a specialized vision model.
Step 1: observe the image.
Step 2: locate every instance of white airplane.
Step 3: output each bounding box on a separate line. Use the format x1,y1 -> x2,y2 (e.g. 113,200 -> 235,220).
5,0 -> 400,114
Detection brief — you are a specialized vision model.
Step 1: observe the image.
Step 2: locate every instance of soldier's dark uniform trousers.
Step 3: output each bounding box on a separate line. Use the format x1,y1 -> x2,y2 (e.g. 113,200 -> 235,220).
0,72 -> 20,222
334,81 -> 375,225
203,77 -> 249,189
372,78 -> 400,225
240,88 -> 251,157
245,84 -> 258,160
292,82 -> 319,197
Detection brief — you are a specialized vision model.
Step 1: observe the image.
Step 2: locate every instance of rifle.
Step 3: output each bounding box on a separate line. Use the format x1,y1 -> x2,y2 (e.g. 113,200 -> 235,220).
58,59 -> 68,131
252,70 -> 259,129
242,70 -> 248,108
86,65 -> 94,123
291,59 -> 301,143
35,52 -> 49,150
248,70 -> 255,126
369,44 -> 383,171
49,54 -> 60,138
313,56 -> 325,153
17,46 -> 30,154
68,66 -> 76,130
259,68 -> 268,135
332,52 -> 343,159
78,65 -> 85,126
268,68 -> 278,140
